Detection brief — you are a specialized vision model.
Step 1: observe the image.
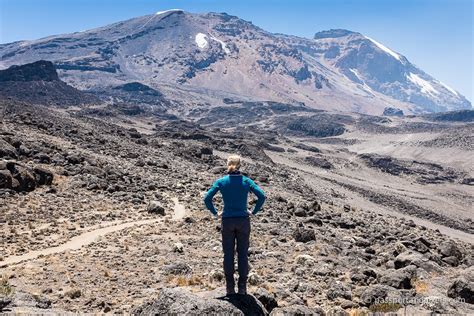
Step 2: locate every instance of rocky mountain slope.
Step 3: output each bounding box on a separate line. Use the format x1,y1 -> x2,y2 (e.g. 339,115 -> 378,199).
0,10 -> 470,114
0,97 -> 473,314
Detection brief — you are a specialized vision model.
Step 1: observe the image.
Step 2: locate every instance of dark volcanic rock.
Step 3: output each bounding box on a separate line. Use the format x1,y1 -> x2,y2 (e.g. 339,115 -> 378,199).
292,226 -> 316,243
0,60 -> 59,82
327,282 -> 352,300
163,262 -> 192,275
253,288 -> 278,312
0,170 -> 13,189
304,156 -> 332,169
284,114 -> 348,137
9,163 -> 37,192
379,266 -> 415,289
33,167 -> 54,185
146,201 -> 165,215
383,107 -> 404,117
294,143 -> 320,153
133,288 -> 268,315
425,110 -> 474,122
113,82 -> 162,96
358,153 -> 461,184
447,278 -> 474,304
0,139 -> 17,159
359,285 -> 390,306
1,162 -> 54,192
0,60 -> 98,106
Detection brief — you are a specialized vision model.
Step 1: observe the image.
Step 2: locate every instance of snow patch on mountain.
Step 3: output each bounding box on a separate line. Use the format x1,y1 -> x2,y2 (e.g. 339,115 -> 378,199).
349,68 -> 375,95
210,35 -> 230,54
407,73 -> 439,96
156,9 -> 183,15
195,33 -> 208,49
365,36 -> 401,61
437,80 -> 458,96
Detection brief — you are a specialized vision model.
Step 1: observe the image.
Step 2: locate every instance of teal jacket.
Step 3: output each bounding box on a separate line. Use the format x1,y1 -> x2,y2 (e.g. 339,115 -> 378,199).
204,171 -> 266,218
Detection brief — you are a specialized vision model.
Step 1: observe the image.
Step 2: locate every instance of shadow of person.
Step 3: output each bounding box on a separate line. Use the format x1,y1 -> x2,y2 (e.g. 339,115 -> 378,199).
217,294 -> 268,316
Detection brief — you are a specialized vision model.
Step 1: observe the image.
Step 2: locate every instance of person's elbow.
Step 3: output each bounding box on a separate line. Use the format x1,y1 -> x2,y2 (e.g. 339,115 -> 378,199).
203,194 -> 212,206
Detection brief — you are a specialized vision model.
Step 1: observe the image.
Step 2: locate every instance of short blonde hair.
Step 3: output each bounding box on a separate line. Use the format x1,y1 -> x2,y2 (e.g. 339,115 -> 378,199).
227,154 -> 241,172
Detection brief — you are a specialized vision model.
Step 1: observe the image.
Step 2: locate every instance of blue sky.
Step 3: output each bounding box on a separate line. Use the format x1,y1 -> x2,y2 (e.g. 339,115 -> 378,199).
1,0 -> 472,101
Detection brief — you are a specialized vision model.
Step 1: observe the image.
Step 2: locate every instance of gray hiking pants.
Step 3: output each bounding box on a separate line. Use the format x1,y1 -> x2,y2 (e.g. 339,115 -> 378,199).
221,216 -> 250,292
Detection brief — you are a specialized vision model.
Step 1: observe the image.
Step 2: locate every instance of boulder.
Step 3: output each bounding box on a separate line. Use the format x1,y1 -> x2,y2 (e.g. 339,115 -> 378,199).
163,262 -> 192,276
383,107 -> 404,117
358,285 -> 390,306
293,207 -> 308,217
200,147 -> 213,155
0,170 -> 13,189
248,272 -> 262,286
0,295 -> 12,311
33,167 -> 54,185
304,156 -> 333,169
10,164 -> 36,192
447,278 -> 474,304
253,288 -> 278,312
0,139 -> 17,159
394,252 -> 425,269
326,282 -> 352,300
379,266 -> 416,289
292,227 -> 316,243
132,288 -> 268,315
147,201 -> 165,215
439,241 -> 463,265
173,242 -> 184,253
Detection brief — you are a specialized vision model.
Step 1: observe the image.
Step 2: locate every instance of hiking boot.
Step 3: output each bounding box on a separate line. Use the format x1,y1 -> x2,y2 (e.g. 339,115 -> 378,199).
237,286 -> 247,295
226,277 -> 235,295
237,280 -> 247,295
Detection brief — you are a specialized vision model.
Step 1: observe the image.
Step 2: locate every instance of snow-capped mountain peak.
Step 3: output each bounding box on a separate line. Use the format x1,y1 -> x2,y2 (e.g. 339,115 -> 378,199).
0,13 -> 470,113
364,36 -> 402,61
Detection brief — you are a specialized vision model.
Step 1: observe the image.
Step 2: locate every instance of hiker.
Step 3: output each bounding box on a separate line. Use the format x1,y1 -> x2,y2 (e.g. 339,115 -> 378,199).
204,154 -> 266,295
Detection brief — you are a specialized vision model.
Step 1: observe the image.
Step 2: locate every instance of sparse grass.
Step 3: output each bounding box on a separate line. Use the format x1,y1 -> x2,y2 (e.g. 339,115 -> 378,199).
369,302 -> 402,313
0,275 -> 14,296
413,278 -> 429,294
263,283 -> 275,293
348,309 -> 368,316
167,275 -> 204,287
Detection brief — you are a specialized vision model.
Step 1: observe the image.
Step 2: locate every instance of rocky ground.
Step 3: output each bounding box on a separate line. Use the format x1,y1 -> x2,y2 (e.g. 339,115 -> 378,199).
1,100 -> 473,314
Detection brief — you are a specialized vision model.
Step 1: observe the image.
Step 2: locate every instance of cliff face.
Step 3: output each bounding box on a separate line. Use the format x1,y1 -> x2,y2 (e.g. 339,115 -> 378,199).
0,60 -> 98,106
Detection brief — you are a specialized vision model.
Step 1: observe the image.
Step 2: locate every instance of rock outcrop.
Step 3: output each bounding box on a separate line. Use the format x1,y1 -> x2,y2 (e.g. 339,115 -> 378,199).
133,288 -> 268,315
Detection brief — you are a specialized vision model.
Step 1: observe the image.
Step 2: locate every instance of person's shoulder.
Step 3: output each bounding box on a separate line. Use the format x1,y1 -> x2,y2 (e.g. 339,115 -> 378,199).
242,175 -> 255,184
216,175 -> 229,184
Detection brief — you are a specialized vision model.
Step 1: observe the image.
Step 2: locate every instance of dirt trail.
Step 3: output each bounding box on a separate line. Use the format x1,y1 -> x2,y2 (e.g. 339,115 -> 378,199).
1,197 -> 188,267
0,218 -> 161,267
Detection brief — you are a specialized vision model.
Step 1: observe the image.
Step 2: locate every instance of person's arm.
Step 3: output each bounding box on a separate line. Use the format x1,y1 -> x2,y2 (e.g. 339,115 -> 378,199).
248,179 -> 266,215
204,180 -> 220,216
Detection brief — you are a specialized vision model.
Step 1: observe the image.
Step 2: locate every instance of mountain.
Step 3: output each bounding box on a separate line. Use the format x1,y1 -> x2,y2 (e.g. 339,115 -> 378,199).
0,60 -> 98,106
310,29 -> 470,112
0,10 -> 470,114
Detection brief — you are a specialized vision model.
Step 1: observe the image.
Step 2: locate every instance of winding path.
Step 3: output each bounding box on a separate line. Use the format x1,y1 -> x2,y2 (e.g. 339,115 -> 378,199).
0,219 -> 161,267
1,197 -> 188,267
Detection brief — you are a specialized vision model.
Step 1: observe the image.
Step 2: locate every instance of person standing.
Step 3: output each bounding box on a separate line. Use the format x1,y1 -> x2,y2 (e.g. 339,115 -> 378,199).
204,155 -> 266,295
